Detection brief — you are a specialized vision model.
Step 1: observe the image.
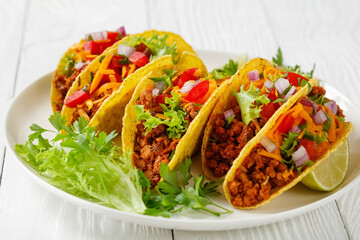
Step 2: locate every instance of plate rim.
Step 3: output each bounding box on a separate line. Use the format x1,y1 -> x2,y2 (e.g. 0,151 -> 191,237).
4,50 -> 360,231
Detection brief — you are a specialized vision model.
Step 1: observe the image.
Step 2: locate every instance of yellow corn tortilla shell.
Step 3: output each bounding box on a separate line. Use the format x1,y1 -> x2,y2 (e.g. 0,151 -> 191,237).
122,53 -> 228,177
201,58 -> 276,180
223,90 -> 353,209
60,30 -> 197,131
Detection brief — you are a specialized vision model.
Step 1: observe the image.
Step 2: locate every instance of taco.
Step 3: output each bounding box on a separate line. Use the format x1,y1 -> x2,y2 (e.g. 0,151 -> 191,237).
202,58 -> 317,180
223,83 -> 353,209
60,30 -> 197,135
121,53 -> 228,186
51,26 -> 127,112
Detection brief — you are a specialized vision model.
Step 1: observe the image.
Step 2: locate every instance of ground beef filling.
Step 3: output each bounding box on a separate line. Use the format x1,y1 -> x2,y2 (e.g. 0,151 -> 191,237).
205,107 -> 260,178
133,88 -> 198,186
53,67 -> 84,112
228,144 -> 298,208
134,123 -> 178,186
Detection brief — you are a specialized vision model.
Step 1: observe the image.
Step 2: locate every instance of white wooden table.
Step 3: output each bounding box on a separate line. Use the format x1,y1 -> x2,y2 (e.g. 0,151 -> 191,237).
1,0 -> 359,239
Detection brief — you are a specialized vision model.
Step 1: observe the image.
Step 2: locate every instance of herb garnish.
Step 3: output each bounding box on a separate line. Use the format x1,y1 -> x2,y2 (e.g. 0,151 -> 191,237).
61,53 -> 75,77
210,59 -> 239,80
142,158 -> 232,217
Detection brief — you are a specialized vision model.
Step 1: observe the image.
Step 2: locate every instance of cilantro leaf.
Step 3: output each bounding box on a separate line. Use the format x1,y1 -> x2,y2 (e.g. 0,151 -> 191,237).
272,48 -> 283,66
144,158 -> 232,218
150,69 -> 177,89
232,83 -> 270,125
273,47 -> 316,79
210,59 -> 239,80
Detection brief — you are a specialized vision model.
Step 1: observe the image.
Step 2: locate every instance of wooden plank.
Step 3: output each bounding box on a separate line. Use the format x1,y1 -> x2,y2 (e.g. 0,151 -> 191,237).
0,0 -> 172,239
0,0 -> 28,182
173,202 -> 348,240
147,0 -> 277,59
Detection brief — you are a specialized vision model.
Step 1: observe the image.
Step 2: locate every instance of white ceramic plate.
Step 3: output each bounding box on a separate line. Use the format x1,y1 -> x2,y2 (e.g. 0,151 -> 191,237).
5,51 -> 360,231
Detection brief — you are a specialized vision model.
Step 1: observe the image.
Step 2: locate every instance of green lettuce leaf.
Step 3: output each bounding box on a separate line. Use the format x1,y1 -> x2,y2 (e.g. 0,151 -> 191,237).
15,112 -> 146,214
124,34 -> 178,62
135,92 -> 188,139
232,84 -> 270,125
210,59 -> 239,80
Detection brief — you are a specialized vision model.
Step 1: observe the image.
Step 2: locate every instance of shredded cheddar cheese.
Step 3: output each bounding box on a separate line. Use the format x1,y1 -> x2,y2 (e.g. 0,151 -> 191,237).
109,75 -> 117,82
93,82 -> 121,97
89,52 -> 114,94
258,149 -> 283,161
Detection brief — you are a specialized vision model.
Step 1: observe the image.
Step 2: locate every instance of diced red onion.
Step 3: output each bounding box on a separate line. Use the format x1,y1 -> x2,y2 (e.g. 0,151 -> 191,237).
259,135 -> 277,153
312,109 -> 327,125
223,109 -> 235,119
264,80 -> 273,90
195,79 -> 202,85
117,44 -> 135,57
74,61 -> 84,70
248,70 -> 260,81
117,26 -> 126,36
143,48 -> 152,59
292,146 -> 310,167
284,86 -> 296,100
180,81 -> 196,93
154,81 -> 166,93
85,31 -> 107,41
290,125 -> 301,133
152,88 -> 160,96
274,78 -> 290,94
300,97 -> 319,111
324,100 -> 338,115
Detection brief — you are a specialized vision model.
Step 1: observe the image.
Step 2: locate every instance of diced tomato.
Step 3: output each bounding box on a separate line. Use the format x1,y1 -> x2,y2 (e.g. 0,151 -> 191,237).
106,31 -> 120,44
299,138 -> 317,160
110,55 -> 128,68
177,68 -> 198,88
277,114 -> 295,134
261,102 -> 276,119
129,51 -> 149,67
185,81 -> 209,103
156,93 -> 171,104
64,89 -> 91,108
286,72 -> 308,87
83,40 -> 112,55
267,88 -> 278,102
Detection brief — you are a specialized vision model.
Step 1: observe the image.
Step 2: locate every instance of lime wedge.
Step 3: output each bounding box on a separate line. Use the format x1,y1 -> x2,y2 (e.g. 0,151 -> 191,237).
301,140 -> 349,191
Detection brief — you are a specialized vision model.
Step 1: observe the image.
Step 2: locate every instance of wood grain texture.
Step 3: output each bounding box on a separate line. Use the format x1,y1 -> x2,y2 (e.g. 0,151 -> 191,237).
1,0 -> 359,239
174,202 -> 347,240
0,0 -> 28,182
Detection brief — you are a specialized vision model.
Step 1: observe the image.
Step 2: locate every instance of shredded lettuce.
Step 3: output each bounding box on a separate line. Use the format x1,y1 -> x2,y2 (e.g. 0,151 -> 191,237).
135,92 -> 188,139
280,132 -> 300,157
15,113 -> 146,214
232,84 -> 270,125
